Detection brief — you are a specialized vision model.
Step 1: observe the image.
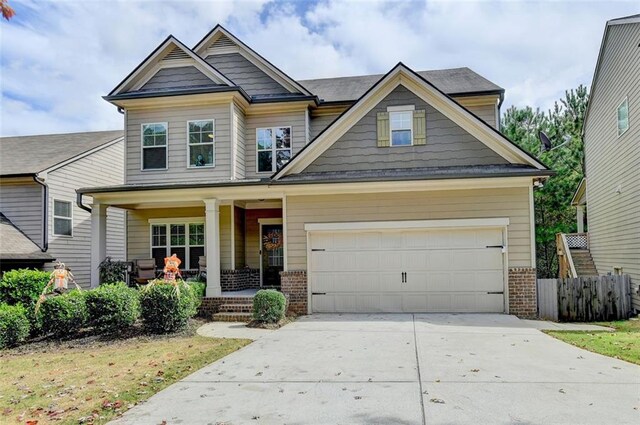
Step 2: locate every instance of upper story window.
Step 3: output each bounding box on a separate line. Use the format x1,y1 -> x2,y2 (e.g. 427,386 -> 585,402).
389,108 -> 413,146
53,199 -> 72,237
142,123 -> 168,170
257,127 -> 291,172
617,98 -> 629,136
188,120 -> 215,168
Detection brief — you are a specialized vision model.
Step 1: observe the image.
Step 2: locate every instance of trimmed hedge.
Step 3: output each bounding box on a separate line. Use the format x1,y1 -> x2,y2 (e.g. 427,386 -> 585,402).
0,304 -> 30,349
188,282 -> 206,308
139,282 -> 197,333
85,283 -> 140,332
0,269 -> 50,332
38,290 -> 88,338
252,289 -> 286,323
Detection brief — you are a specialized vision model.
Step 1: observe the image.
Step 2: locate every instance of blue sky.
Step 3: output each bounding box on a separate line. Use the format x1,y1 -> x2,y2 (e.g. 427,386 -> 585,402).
1,0 -> 638,136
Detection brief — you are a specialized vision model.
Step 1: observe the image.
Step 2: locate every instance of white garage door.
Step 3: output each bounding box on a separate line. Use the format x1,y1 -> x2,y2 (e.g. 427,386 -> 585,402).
309,227 -> 505,313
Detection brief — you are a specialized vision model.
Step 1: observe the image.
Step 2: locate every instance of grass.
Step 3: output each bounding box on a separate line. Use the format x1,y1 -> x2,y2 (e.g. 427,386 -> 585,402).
0,327 -> 250,424
546,318 -> 640,365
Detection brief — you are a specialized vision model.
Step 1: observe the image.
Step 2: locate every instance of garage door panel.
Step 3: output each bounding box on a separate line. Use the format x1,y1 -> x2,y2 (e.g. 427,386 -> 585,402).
310,227 -> 505,313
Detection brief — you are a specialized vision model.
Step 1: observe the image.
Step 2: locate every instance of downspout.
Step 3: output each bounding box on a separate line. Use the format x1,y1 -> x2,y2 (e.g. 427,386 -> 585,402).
32,175 -> 48,252
77,192 -> 92,213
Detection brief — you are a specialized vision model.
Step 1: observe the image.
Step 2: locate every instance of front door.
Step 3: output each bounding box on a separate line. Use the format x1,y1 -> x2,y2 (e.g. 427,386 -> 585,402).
261,224 -> 284,287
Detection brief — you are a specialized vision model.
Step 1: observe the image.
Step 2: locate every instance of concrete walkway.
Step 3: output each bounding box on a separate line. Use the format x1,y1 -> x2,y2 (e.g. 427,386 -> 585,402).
197,321 -> 273,340
111,314 -> 640,425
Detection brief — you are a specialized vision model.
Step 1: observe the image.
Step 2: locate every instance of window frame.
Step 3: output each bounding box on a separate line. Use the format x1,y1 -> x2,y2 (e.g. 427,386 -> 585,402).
388,105 -> 414,147
186,119 -> 215,169
52,199 -> 73,237
617,97 -> 629,137
141,122 -> 169,171
256,126 -> 292,173
148,218 -> 205,271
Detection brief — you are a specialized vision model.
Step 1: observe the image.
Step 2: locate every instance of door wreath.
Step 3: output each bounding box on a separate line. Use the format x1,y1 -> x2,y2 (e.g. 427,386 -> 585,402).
262,230 -> 283,251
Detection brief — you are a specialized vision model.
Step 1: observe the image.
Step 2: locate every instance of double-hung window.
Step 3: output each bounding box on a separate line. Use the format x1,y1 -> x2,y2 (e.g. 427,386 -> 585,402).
389,107 -> 413,146
150,221 -> 205,270
188,119 -> 214,167
617,98 -> 629,136
53,199 -> 72,236
142,123 -> 168,170
257,127 -> 291,172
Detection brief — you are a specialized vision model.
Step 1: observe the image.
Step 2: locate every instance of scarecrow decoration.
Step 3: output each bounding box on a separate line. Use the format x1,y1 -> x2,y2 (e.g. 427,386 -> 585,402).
163,254 -> 182,282
35,262 -> 81,313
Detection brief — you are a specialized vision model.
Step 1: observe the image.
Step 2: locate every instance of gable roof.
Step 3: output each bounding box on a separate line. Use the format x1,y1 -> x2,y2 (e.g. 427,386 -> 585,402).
193,25 -> 312,96
582,14 -> 640,137
0,213 -> 53,261
107,35 -> 234,98
273,63 -> 548,180
299,67 -> 504,103
0,130 -> 123,176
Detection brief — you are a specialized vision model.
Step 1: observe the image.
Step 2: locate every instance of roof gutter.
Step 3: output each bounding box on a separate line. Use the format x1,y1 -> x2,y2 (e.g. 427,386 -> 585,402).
77,191 -> 92,214
32,175 -> 48,252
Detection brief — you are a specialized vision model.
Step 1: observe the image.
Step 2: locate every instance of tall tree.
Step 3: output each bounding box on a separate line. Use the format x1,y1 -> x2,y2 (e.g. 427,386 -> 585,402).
502,85 -> 589,278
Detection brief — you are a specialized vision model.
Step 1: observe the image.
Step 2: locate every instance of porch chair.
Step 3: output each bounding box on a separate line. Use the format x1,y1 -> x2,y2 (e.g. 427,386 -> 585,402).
134,259 -> 157,284
198,256 -> 207,280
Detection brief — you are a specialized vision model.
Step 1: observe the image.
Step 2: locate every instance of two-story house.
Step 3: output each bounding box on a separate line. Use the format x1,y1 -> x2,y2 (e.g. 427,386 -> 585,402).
79,25 -> 551,317
567,14 -> 639,312
0,131 -> 126,286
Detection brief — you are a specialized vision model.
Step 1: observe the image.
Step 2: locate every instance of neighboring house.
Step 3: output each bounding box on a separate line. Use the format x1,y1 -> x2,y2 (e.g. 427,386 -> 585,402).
0,131 -> 126,287
79,25 -> 551,317
565,14 -> 639,311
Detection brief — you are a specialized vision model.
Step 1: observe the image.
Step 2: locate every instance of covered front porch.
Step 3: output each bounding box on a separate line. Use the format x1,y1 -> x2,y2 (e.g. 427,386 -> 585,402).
88,195 -> 285,298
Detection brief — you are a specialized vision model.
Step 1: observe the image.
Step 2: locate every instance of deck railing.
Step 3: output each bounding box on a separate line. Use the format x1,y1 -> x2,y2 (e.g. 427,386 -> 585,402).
564,232 -> 589,250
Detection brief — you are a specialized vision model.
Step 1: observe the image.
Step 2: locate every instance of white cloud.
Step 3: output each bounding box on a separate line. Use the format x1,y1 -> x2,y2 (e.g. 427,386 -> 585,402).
1,0 -> 637,136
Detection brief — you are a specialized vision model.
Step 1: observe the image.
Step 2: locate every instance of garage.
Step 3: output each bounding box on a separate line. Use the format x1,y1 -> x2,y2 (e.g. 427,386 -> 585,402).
307,220 -> 508,313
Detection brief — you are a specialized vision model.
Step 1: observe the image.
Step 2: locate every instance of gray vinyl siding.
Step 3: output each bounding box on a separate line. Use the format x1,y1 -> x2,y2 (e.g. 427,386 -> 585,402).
286,187 -> 532,270
0,179 -> 43,246
45,141 -> 125,287
303,85 -> 508,173
205,53 -> 290,96
233,103 -> 246,179
310,112 -> 342,141
244,110 -> 307,179
140,66 -> 217,91
125,104 -> 231,184
583,22 -> 640,309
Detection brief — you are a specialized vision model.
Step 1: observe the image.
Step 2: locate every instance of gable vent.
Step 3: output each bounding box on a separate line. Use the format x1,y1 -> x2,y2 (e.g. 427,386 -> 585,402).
163,47 -> 190,61
210,35 -> 235,49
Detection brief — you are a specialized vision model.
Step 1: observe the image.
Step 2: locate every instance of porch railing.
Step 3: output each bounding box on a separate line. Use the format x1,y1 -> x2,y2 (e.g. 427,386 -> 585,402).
556,233 -> 577,278
564,232 -> 589,250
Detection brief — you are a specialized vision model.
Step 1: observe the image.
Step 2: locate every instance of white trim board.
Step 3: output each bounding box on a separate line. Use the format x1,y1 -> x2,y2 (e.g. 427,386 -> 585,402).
304,218 -> 510,232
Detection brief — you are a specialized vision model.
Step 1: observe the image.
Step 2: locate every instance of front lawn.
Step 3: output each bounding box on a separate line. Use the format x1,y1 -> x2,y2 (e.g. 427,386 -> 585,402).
546,318 -> 640,365
0,328 -> 250,424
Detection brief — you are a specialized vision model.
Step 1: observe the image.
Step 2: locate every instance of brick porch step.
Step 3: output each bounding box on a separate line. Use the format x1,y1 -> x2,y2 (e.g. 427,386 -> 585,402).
211,312 -> 253,322
218,303 -> 253,313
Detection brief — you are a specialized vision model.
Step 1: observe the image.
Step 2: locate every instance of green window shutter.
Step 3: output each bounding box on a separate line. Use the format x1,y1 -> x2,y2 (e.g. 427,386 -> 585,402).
377,112 -> 390,147
413,109 -> 426,145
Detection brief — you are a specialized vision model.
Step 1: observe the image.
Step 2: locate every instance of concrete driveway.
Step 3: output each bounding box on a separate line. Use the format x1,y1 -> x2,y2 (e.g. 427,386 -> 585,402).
111,314 -> 640,425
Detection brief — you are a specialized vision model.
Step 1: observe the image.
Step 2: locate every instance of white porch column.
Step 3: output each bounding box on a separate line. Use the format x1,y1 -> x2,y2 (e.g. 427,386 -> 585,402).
90,203 -> 107,288
204,199 -> 221,297
576,205 -> 585,233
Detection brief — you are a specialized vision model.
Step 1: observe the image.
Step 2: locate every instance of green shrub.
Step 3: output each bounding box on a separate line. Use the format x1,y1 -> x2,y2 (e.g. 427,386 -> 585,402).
252,289 -> 286,323
0,304 -> 30,349
38,290 -> 88,338
0,269 -> 50,333
85,283 -> 139,332
188,281 -> 206,306
139,282 -> 197,333
98,257 -> 129,284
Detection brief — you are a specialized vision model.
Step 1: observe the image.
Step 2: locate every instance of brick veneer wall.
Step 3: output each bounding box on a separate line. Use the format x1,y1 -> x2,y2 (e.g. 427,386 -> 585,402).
508,267 -> 537,318
280,270 -> 307,315
220,268 -> 260,292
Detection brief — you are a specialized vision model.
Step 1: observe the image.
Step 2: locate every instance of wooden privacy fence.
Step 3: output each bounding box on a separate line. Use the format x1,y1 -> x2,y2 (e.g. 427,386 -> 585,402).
537,275 -> 631,322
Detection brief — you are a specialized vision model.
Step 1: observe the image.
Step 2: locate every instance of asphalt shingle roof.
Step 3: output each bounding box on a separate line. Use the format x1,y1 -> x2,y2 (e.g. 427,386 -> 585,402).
0,130 -> 123,176
0,213 -> 53,261
298,67 -> 504,103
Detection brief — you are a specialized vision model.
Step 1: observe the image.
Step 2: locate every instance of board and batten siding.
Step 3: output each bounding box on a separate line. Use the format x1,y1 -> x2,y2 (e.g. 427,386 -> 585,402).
45,141 -> 125,287
583,21 -> 640,309
285,187 -> 532,271
0,179 -> 43,246
244,110 -> 307,179
233,103 -> 246,179
140,66 -> 218,92
302,85 -> 508,173
125,104 -> 231,184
